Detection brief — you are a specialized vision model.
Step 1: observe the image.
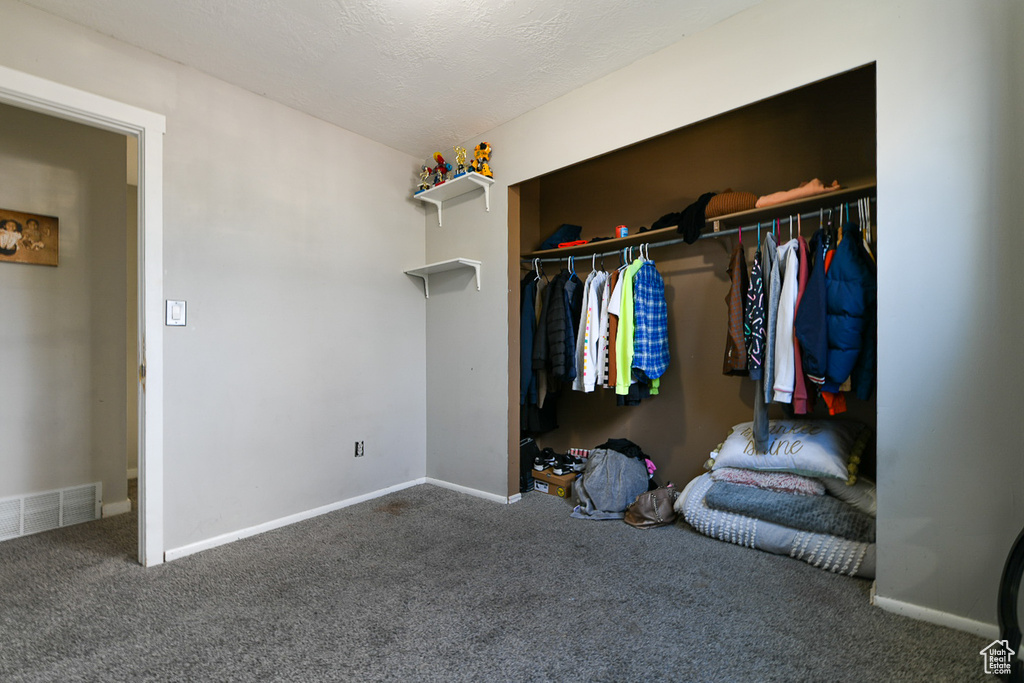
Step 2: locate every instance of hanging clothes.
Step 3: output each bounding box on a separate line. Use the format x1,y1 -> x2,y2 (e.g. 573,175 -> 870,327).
632,260 -> 670,390
791,235 -> 813,414
532,276 -> 554,378
605,269 -> 622,389
851,256 -> 877,401
822,222 -> 872,392
745,247 -> 766,380
614,258 -> 646,396
572,269 -> 598,392
596,269 -> 613,388
723,242 -> 749,375
772,239 -> 799,403
795,228 -> 828,387
545,269 -> 583,383
573,270 -> 608,393
761,233 -> 781,403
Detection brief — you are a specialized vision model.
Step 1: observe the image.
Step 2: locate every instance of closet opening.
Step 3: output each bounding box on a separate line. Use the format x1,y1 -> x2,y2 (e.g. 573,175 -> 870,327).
508,63 -> 877,497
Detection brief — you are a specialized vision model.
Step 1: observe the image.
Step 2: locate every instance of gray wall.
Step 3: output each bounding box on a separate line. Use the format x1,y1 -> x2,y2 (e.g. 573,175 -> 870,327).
0,0 -> 428,551
0,102 -> 128,507
425,0 -> 1024,631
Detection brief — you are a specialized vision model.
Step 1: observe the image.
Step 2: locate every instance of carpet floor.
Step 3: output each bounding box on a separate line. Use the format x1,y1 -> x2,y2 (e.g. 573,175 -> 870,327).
0,483 -> 991,682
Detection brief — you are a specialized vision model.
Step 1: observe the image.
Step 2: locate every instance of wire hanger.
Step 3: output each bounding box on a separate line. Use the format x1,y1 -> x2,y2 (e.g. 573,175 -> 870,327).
860,197 -> 876,263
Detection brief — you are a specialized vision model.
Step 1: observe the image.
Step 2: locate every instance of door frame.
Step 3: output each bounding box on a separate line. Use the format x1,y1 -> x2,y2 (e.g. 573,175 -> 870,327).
0,65 -> 166,566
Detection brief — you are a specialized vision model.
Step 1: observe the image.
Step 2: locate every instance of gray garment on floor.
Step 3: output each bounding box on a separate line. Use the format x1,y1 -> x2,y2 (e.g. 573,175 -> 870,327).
571,448 -> 649,520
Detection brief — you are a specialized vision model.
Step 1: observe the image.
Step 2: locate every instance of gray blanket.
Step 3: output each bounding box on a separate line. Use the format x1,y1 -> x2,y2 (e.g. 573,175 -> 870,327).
704,481 -> 875,542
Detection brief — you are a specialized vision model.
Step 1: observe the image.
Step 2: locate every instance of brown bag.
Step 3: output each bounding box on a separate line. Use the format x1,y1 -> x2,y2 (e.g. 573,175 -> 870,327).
624,487 -> 679,529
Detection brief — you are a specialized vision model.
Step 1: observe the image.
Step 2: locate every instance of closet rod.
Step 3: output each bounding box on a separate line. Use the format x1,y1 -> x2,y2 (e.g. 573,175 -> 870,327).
522,195 -> 876,264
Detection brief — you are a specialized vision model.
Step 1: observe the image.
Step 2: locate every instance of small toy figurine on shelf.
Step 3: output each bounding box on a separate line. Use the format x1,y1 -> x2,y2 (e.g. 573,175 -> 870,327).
470,142 -> 493,177
453,146 -> 468,177
416,165 -> 431,193
431,152 -> 451,186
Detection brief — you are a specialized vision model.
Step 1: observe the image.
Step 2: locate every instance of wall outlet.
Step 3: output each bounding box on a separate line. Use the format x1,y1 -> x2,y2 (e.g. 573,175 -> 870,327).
354,440 -> 364,457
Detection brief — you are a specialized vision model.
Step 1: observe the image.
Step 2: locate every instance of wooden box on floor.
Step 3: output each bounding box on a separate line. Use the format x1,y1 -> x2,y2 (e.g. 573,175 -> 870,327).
531,469 -> 578,498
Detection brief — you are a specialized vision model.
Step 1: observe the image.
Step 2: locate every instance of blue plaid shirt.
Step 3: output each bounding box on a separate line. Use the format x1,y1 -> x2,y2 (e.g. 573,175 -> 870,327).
631,261 -> 669,381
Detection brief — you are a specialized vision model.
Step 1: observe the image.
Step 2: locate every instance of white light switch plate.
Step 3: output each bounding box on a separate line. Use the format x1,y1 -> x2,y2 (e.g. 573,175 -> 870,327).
166,300 -> 186,326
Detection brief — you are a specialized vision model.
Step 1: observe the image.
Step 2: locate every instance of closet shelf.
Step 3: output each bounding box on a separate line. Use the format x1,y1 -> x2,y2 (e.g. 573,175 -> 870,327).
404,258 -> 481,298
415,172 -> 495,227
521,181 -> 876,260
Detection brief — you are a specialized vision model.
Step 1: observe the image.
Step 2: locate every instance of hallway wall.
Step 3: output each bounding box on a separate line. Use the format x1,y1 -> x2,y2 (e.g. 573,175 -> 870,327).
0,102 -> 128,508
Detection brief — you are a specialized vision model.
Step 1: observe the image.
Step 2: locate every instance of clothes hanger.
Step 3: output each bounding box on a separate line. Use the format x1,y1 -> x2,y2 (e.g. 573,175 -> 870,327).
789,215 -> 794,242
860,197 -> 876,263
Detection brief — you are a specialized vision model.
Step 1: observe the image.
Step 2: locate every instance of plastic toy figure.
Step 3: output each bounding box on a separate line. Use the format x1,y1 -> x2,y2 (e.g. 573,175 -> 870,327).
416,165 -> 431,193
470,142 -> 493,178
431,152 -> 452,186
453,146 -> 468,176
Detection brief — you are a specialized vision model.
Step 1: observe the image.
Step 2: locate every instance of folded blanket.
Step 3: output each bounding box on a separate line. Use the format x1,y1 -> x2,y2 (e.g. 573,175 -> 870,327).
710,467 -> 825,497
676,474 -> 874,578
705,480 -> 875,542
755,178 -> 840,208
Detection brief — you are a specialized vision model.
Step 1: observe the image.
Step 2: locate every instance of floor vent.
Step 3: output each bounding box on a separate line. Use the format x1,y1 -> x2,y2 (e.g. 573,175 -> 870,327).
0,482 -> 102,542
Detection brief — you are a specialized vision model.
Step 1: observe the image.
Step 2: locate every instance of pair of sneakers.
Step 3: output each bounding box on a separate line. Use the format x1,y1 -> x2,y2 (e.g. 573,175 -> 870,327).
532,448 -> 558,472
553,453 -> 585,476
532,448 -> 585,475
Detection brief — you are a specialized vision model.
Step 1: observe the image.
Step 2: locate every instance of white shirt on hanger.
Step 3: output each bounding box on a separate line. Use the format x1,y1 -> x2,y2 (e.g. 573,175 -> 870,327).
772,239 -> 800,403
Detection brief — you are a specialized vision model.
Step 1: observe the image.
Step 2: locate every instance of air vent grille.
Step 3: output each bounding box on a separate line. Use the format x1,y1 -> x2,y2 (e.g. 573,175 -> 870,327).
24,492 -> 60,535
0,498 -> 21,541
0,482 -> 102,542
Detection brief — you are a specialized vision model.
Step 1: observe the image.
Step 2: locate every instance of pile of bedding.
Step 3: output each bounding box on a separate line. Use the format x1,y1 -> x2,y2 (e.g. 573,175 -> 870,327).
674,419 -> 877,578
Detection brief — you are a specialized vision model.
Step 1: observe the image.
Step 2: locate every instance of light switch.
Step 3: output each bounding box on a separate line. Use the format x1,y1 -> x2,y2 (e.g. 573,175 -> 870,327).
166,300 -> 186,326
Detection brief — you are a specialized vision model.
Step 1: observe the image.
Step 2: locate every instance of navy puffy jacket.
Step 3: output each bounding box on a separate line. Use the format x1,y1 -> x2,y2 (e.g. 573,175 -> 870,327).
823,224 -> 872,392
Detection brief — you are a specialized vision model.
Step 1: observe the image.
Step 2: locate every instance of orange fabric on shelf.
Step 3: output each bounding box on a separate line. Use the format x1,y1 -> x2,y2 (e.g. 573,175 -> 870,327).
755,178 -> 841,209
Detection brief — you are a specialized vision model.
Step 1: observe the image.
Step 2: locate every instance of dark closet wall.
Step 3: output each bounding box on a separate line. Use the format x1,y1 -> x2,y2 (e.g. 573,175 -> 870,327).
515,65 -> 877,487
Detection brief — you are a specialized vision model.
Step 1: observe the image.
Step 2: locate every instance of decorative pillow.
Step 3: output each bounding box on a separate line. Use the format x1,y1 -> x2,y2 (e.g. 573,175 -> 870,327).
710,420 -> 870,482
822,476 -> 877,517
710,467 -> 826,496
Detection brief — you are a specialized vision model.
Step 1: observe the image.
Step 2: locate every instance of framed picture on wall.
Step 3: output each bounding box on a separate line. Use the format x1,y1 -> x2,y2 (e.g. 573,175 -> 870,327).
0,208 -> 58,267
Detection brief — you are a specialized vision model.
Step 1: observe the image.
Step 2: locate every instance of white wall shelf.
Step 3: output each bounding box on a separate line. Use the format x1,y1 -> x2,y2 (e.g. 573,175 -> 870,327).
405,258 -> 481,298
414,172 -> 494,227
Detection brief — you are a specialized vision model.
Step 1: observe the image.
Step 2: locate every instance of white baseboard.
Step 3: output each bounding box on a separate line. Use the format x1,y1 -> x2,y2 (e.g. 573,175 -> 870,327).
127,467 -> 138,480
872,593 -> 998,640
424,477 -> 518,504
102,499 -> 132,517
164,477 -> 427,562
507,493 -> 522,504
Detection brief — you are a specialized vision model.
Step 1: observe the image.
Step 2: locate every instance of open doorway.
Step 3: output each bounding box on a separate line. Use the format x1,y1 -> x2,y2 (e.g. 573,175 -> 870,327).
0,64 -> 165,566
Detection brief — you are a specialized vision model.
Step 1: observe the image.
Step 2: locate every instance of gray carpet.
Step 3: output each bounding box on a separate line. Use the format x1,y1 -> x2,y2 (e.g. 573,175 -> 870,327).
0,484 -> 990,682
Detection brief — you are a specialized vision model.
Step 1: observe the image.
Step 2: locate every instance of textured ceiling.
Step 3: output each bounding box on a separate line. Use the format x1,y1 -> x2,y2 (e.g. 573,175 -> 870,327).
17,0 -> 760,158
